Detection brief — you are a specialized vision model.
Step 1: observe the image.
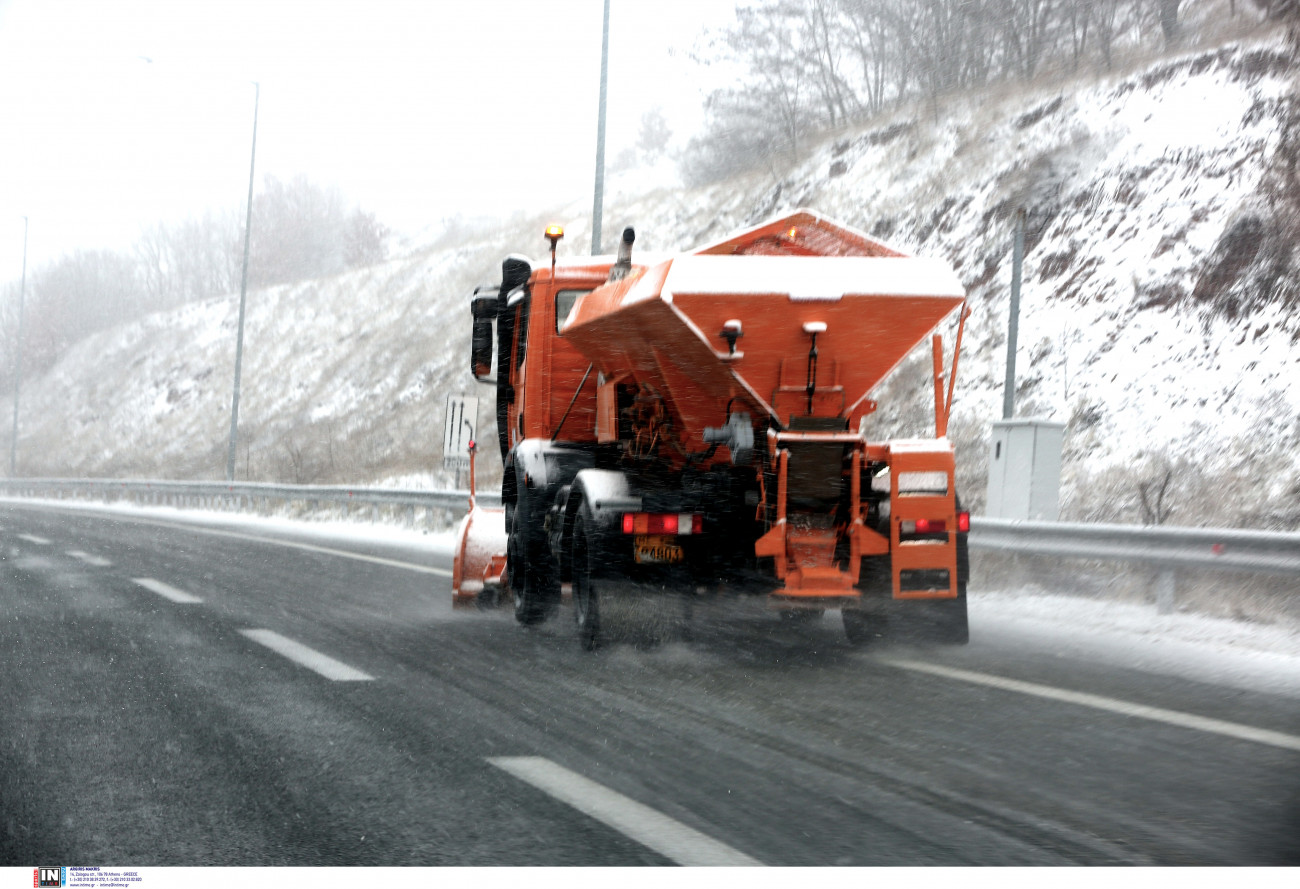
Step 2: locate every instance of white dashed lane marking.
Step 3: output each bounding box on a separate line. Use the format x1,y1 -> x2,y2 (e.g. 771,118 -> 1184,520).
488,756 -> 762,867
67,550 -> 112,567
239,629 -> 374,681
880,657 -> 1300,753
6,509 -> 451,577
132,578 -> 204,604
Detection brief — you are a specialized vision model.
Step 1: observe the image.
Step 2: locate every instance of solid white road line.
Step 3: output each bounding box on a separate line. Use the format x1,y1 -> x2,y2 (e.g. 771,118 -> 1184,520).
1,502 -> 452,577
18,534 -> 51,545
488,756 -> 762,867
880,657 -> 1300,753
239,629 -> 374,682
132,577 -> 204,604
67,550 -> 112,567
131,517 -> 451,577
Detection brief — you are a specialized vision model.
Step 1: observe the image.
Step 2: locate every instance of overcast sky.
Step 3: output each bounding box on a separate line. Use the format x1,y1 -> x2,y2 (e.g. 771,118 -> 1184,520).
0,0 -> 737,278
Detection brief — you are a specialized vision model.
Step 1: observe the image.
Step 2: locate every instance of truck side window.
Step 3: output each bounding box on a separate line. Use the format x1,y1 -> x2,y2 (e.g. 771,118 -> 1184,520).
502,286 -> 530,376
555,289 -> 591,333
514,300 -> 530,371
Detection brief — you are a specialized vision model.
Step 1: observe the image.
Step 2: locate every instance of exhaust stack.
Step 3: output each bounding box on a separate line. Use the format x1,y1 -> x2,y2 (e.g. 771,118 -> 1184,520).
609,226 -> 635,281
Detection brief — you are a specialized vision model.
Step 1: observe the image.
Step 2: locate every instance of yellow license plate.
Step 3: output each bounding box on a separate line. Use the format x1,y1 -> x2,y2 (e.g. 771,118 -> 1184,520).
633,535 -> 683,564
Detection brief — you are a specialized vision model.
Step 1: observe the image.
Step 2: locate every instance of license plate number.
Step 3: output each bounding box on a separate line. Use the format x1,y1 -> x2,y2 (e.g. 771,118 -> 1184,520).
633,535 -> 683,564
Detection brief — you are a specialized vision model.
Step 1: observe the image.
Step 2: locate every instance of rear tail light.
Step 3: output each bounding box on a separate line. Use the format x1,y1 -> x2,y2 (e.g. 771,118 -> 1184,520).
899,512 -> 970,535
621,513 -> 703,535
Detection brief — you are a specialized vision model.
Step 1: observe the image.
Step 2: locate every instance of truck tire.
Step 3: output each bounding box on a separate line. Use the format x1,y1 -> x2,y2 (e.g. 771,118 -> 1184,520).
911,587 -> 969,645
572,514 -> 601,650
509,519 -> 555,626
842,609 -> 887,646
780,609 -> 824,623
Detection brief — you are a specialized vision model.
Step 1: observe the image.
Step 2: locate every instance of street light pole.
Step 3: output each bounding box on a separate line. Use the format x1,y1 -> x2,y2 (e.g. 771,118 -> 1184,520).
590,0 -> 610,255
226,81 -> 259,481
9,216 -> 28,477
1002,208 -> 1025,420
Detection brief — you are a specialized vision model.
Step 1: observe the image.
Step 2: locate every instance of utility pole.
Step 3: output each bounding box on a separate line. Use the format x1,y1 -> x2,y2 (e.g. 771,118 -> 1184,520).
9,216 -> 28,477
590,0 -> 610,255
1003,208 -> 1025,420
227,81 -> 259,481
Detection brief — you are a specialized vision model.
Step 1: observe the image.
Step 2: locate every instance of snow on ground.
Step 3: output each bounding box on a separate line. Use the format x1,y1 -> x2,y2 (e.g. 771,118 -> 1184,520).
0,496 -> 459,557
970,588 -> 1300,701
5,497 -> 1297,699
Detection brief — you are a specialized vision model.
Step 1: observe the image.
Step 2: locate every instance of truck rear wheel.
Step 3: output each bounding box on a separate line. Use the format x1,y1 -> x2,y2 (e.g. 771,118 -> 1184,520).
906,588 -> 969,645
510,533 -> 554,626
572,513 -> 684,650
842,609 -> 887,646
780,609 -> 824,624
572,515 -> 601,650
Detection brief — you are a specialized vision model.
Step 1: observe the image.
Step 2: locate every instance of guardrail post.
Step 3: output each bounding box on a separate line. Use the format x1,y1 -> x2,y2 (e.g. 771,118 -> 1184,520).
1156,569 -> 1176,615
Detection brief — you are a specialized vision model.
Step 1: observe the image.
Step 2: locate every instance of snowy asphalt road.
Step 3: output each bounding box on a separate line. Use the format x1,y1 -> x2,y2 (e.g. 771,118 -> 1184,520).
2,501 -> 1297,866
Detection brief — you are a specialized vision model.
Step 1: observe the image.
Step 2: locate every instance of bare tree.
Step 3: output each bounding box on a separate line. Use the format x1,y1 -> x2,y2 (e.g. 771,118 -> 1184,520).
343,209 -> 389,270
1002,0 -> 1061,80
637,108 -> 673,161
249,175 -> 388,288
3,177 -> 389,386
1063,0 -> 1093,70
0,280 -> 21,392
1158,0 -> 1182,46
801,0 -> 859,126
683,0 -> 838,179
250,175 -> 347,287
1138,464 -> 1175,525
136,210 -> 241,308
839,0 -> 894,114
1248,0 -> 1300,20
1092,0 -> 1123,69
21,249 -> 141,376
682,0 -> 1227,186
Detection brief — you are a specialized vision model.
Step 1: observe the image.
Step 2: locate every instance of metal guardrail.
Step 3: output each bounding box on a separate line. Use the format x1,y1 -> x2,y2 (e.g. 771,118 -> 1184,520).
0,477 -> 502,519
970,517 -> 1300,578
2,479 -> 1296,579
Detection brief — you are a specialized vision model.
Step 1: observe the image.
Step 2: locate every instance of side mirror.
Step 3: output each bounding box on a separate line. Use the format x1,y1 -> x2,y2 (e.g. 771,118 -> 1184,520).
470,290 -> 498,380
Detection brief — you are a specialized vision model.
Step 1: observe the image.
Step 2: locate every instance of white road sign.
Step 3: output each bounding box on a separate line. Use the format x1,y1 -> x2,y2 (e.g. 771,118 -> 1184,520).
443,394 -> 479,469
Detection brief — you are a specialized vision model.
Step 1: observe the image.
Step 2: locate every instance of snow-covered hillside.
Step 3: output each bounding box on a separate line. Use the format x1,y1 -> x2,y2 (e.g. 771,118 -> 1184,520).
5,30 -> 1298,529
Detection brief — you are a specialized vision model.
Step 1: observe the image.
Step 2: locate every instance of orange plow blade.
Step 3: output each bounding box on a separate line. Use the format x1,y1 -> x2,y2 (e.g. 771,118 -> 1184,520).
451,504 -> 508,610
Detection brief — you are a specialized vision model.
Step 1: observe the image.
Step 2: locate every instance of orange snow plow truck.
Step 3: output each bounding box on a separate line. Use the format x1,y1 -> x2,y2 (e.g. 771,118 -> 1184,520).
452,210 -> 971,649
